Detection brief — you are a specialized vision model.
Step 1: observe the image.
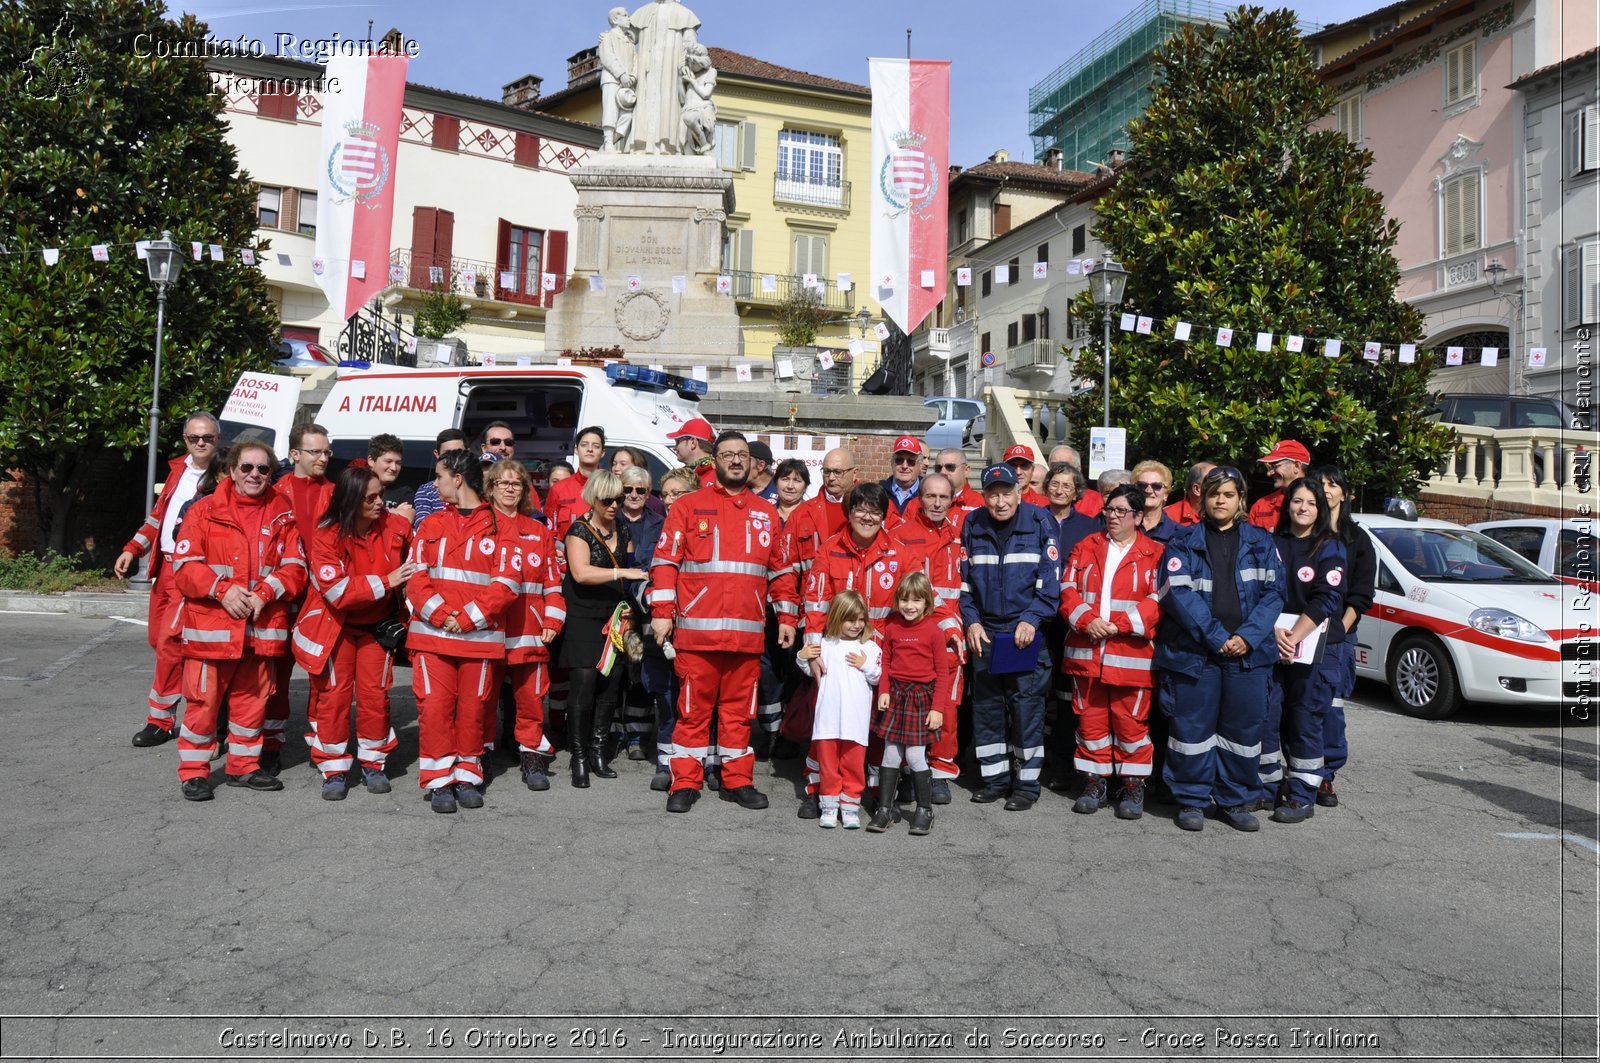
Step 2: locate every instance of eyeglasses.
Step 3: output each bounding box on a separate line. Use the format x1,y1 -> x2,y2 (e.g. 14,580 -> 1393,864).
486,436 -> 514,447
363,492 -> 384,503
623,487 -> 650,496
716,451 -> 750,461
1102,506 -> 1138,519
822,466 -> 854,476
235,462 -> 272,476
1137,481 -> 1167,492
493,480 -> 523,490
893,455 -> 920,466
184,434 -> 217,444
596,496 -> 621,506
936,462 -> 962,472
296,448 -> 331,457
849,509 -> 884,522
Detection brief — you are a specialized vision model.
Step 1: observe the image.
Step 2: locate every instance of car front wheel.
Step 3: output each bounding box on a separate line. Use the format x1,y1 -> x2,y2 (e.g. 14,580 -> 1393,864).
1386,633 -> 1462,719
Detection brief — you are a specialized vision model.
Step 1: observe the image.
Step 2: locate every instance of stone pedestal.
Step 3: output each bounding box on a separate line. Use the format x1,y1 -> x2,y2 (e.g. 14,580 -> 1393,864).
543,154 -> 740,360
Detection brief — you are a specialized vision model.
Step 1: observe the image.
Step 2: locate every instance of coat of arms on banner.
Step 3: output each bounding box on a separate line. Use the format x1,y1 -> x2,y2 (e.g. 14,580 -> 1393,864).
879,130 -> 940,219
326,119 -> 391,207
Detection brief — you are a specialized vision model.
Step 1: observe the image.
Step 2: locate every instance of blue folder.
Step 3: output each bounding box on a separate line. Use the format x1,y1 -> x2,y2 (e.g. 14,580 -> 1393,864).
987,631 -> 1038,675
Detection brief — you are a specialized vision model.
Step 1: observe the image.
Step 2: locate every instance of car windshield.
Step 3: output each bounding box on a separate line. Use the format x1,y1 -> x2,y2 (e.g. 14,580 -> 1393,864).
1373,527 -> 1558,585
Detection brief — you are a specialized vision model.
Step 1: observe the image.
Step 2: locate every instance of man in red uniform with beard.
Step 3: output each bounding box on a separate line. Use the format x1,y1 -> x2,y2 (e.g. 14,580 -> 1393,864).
649,431 -> 798,813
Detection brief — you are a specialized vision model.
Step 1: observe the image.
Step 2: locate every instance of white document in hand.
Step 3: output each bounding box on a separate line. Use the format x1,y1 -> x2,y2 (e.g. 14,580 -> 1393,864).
1276,614 -> 1327,666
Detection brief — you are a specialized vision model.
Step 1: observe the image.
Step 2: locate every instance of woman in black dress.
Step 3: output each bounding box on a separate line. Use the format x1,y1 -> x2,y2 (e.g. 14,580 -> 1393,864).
560,469 -> 646,786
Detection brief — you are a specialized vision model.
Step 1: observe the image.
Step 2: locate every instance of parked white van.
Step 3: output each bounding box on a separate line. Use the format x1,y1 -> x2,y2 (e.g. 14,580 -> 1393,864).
220,362 -> 709,491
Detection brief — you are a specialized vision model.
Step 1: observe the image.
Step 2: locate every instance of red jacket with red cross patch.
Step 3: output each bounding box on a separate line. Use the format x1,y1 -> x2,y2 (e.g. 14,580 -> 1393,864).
802,527 -> 901,645
500,511 -> 565,665
647,484 -> 797,653
169,479 -> 306,660
405,504 -> 518,660
292,512 -> 412,674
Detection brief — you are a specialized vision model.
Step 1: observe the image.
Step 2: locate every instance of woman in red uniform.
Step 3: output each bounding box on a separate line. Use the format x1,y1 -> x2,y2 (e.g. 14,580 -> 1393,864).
293,466 -> 414,800
1058,483 -> 1164,820
483,459 -> 566,791
407,450 -> 517,813
169,441 -> 306,801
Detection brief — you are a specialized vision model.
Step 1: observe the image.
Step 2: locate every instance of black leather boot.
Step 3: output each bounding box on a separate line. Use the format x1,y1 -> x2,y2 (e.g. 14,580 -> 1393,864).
568,703 -> 591,789
587,683 -> 618,779
908,770 -> 935,835
867,767 -> 900,832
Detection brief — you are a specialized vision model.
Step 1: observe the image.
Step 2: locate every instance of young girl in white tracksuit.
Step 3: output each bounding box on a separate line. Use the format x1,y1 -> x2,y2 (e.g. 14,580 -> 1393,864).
797,590 -> 880,829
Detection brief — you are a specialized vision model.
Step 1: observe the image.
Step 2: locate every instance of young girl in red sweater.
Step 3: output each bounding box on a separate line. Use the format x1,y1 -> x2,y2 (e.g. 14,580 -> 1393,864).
871,572 -> 951,835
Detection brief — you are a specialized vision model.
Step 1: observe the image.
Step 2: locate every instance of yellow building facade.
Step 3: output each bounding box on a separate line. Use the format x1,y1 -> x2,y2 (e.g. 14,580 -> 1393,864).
538,47 -> 878,380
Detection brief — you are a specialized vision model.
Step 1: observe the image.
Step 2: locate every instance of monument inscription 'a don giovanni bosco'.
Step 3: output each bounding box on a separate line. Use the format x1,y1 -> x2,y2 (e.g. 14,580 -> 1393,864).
598,0 -> 716,157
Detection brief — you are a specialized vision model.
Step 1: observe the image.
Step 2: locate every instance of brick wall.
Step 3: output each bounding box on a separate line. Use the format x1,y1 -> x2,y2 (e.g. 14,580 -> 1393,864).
1,453 -> 148,563
1418,491 -> 1585,526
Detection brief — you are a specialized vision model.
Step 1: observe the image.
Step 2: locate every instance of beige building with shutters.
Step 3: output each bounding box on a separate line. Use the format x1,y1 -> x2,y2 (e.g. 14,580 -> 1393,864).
210,54 -> 601,360
537,46 -> 878,380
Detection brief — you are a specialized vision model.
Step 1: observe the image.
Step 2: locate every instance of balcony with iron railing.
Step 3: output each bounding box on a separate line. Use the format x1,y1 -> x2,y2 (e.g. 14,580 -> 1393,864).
1008,338 -> 1060,371
387,248 -> 555,309
725,269 -> 855,311
773,172 -> 850,211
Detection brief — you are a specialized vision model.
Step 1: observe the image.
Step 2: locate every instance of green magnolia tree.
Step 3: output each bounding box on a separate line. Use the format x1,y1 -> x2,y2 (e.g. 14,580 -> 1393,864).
0,0 -> 278,554
1067,6 -> 1454,501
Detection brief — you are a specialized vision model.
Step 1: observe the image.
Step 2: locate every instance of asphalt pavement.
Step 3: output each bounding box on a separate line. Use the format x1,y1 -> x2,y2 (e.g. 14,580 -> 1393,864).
0,612 -> 1594,1062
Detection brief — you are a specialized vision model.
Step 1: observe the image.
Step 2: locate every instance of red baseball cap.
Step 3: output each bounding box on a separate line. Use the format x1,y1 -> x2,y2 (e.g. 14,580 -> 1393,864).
668,417 -> 715,443
1259,439 -> 1311,465
892,435 -> 922,454
1003,444 -> 1034,464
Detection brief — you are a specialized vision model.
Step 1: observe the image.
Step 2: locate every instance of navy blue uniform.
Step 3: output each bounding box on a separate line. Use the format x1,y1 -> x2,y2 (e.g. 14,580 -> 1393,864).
1260,533 -> 1346,806
960,503 -> 1061,799
1154,521 -> 1286,813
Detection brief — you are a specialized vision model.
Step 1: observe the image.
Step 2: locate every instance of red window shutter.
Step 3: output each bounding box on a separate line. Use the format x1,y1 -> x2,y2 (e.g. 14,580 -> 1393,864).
435,209 -> 455,264
433,114 -> 460,151
410,207 -> 438,287
995,203 -> 1012,236
545,230 -> 567,306
514,132 -> 540,168
279,85 -> 299,120
495,219 -> 512,297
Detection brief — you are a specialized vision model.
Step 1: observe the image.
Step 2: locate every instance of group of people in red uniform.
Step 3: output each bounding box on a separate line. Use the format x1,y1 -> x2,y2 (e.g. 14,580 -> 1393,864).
118,411 -> 1369,833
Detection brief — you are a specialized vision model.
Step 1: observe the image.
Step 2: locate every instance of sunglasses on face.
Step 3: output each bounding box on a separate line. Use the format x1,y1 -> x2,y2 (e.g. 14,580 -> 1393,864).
235,462 -> 272,476
184,434 -> 217,444
623,487 -> 650,496
487,437 -> 514,447
596,496 -> 621,506
1138,481 -> 1166,491
894,455 -> 919,465
936,463 -> 961,471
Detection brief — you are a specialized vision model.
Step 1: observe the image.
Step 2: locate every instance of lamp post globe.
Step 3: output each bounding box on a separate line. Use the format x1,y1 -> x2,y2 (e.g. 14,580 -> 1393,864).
1088,250 -> 1128,428
135,231 -> 184,584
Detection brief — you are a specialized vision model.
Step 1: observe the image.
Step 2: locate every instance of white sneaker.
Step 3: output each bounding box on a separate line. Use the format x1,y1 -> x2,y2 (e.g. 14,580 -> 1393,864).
819,808 -> 839,829
840,810 -> 861,830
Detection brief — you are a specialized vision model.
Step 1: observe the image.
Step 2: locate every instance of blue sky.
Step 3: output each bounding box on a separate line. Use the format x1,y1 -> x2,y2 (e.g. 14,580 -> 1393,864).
184,0 -> 1385,166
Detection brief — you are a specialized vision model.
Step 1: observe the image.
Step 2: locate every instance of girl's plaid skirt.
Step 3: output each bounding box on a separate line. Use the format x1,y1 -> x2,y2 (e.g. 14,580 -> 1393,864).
874,677 -> 936,746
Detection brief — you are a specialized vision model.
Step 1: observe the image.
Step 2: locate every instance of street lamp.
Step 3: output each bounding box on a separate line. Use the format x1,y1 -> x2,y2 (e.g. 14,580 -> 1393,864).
1088,250 -> 1128,427
139,232 -> 183,577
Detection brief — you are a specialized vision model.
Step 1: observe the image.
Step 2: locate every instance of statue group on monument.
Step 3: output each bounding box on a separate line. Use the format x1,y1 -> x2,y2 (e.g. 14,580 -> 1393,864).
599,0 -> 716,156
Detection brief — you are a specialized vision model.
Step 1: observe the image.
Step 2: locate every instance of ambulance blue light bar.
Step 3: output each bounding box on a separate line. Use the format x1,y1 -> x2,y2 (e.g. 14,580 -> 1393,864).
606,363 -> 708,396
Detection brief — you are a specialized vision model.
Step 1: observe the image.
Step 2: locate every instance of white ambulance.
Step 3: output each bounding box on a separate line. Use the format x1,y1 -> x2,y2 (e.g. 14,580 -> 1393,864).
220,362 -> 709,492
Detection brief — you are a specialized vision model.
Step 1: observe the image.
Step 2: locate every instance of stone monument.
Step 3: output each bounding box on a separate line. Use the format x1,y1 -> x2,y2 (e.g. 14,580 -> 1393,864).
542,0 -> 741,362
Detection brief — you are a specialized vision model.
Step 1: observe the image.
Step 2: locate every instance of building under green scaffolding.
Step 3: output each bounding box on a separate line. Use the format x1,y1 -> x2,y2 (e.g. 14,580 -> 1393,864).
1028,0 -> 1322,171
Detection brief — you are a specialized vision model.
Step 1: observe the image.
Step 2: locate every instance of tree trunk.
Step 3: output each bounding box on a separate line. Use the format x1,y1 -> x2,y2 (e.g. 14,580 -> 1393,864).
42,451 -> 80,557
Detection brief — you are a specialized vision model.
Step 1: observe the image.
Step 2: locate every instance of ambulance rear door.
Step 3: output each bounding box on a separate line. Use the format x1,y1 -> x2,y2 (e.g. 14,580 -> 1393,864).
219,371 -> 303,454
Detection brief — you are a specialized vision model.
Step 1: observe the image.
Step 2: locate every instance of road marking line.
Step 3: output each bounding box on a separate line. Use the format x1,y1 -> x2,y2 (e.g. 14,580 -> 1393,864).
1500,831 -> 1600,854
108,615 -> 148,626
0,622 -> 131,683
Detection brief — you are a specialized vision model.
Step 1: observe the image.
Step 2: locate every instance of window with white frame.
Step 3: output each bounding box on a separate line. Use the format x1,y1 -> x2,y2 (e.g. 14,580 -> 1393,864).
791,232 -> 828,279
1565,239 -> 1599,327
1572,104 -> 1600,175
296,191 -> 317,237
776,129 -> 843,207
256,186 -> 281,228
1335,93 -> 1362,143
1444,40 -> 1477,108
1440,169 -> 1482,258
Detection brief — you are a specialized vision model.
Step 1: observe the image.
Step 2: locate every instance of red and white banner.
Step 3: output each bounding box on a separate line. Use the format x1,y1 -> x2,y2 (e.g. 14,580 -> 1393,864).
314,53 -> 408,321
869,58 -> 949,336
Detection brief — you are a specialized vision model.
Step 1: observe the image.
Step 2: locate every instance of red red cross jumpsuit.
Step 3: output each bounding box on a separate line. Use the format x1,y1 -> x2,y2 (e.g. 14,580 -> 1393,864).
406,504 -> 517,792
486,512 -> 565,757
1059,529 -> 1163,779
265,473 -> 332,754
648,484 -> 798,794
293,513 -> 412,778
801,525 -> 903,794
168,479 -> 306,781
120,456 -> 198,733
890,507 -> 968,782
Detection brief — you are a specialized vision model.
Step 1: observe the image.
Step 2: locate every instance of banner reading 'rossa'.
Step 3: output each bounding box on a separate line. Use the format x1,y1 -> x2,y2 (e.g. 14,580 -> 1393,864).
869,58 -> 950,337
314,53 -> 408,322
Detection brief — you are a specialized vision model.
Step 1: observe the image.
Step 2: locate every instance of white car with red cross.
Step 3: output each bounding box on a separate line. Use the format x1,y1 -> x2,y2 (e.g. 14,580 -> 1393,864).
1352,513 -> 1595,718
